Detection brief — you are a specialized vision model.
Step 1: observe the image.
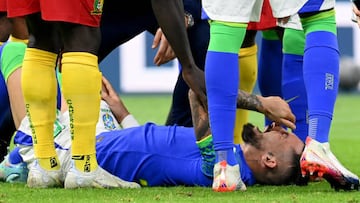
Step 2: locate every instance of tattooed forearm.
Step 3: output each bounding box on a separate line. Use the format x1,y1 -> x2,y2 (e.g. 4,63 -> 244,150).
189,91 -> 211,141
236,90 -> 263,112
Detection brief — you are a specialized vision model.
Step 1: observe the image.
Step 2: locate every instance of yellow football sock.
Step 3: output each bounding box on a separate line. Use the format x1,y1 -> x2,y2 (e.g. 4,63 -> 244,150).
234,44 -> 258,144
21,48 -> 60,170
61,52 -> 101,172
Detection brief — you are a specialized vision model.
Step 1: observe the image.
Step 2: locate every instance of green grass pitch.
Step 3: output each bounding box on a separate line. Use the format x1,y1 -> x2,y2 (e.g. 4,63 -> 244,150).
0,93 -> 359,203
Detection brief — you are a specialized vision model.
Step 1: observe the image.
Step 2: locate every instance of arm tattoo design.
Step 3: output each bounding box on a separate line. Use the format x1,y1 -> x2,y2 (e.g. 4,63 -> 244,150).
236,90 -> 263,112
189,93 -> 211,141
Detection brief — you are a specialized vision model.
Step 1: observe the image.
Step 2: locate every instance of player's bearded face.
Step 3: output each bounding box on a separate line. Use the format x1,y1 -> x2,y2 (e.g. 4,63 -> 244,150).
242,123 -> 262,149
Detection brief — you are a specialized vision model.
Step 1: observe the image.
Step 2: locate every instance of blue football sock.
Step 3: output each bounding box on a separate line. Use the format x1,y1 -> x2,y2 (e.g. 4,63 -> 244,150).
206,22 -> 246,166
282,54 -> 308,142
258,32 -> 283,126
303,31 -> 339,143
206,51 -> 238,166
216,150 -> 237,166
9,147 -> 23,164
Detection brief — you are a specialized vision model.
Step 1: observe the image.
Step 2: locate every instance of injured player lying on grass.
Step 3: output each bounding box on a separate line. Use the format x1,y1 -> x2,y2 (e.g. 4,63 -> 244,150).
0,77 -> 359,191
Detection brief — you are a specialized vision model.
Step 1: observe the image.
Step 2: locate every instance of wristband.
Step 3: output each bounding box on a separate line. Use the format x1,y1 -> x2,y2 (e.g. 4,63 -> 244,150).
120,114 -> 140,129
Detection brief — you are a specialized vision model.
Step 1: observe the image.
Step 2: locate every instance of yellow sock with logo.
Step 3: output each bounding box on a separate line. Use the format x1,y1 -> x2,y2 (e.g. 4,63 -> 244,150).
61,52 -> 101,172
21,48 -> 60,170
234,44 -> 258,144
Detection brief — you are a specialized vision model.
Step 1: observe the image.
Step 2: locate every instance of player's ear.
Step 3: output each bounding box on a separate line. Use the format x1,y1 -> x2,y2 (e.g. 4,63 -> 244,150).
261,152 -> 277,169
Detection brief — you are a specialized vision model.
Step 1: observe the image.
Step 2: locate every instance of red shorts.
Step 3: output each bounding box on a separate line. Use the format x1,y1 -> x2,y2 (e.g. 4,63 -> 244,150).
247,0 -> 277,31
0,0 -> 6,12
7,0 -> 103,27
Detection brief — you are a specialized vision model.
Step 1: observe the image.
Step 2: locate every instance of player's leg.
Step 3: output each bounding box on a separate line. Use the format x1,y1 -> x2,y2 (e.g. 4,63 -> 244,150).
299,7 -> 359,190
282,27 -> 308,142
8,17 -> 29,44
19,12 -> 63,188
202,0 -> 263,191
0,41 -> 27,182
55,1 -> 139,188
233,30 -> 258,144
98,0 -> 157,62
205,20 -> 247,192
3,17 -> 29,128
0,41 -> 28,161
300,9 -> 338,144
0,12 -> 11,44
166,18 -> 210,127
0,72 -> 13,162
257,28 -> 283,127
0,42 -> 66,183
60,21 -> 102,175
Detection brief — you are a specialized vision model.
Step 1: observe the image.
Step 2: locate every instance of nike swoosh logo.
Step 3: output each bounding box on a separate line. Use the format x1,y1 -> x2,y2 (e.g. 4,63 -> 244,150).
285,95 -> 299,103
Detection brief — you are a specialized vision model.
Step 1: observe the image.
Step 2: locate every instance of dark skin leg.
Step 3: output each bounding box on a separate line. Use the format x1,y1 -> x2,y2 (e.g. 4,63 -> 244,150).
241,28 -> 284,49
26,13 -> 100,54
241,30 -> 257,48
26,13 -> 61,53
9,17 -> 29,40
151,0 -> 206,108
60,23 -> 101,54
0,13 -> 11,42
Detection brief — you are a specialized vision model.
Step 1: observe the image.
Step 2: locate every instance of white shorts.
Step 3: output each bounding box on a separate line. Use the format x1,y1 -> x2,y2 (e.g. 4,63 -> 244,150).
270,0 -> 336,18
202,0 -> 264,23
278,14 -> 303,30
269,0 -> 307,18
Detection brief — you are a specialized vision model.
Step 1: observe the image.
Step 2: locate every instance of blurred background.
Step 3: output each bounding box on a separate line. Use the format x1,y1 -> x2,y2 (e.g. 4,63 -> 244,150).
99,0 -> 360,95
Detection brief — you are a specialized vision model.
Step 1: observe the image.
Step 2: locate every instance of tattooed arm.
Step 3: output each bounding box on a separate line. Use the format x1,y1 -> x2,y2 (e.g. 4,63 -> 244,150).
188,89 -> 296,141
236,90 -> 296,130
189,90 -> 211,141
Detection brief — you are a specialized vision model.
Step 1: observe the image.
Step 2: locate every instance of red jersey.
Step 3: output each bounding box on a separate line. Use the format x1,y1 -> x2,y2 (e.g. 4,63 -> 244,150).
0,0 -> 6,12
7,0 -> 103,27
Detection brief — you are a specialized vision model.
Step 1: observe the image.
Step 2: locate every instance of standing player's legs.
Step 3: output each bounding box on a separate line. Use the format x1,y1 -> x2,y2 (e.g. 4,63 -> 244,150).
60,22 -> 102,177
21,13 -> 62,188
51,1 -> 139,189
233,30 -> 258,144
282,28 -> 308,142
202,0 -> 263,192
299,7 -> 359,189
300,9 -> 337,144
205,21 -> 247,191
